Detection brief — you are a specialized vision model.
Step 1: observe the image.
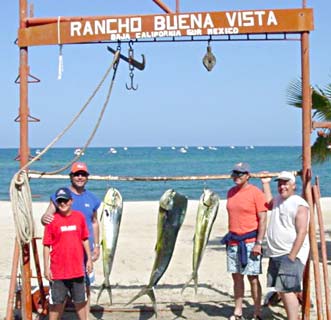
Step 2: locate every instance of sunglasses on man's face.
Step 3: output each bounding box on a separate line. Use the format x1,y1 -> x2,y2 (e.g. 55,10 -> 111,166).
231,170 -> 247,177
57,198 -> 70,204
72,171 -> 88,177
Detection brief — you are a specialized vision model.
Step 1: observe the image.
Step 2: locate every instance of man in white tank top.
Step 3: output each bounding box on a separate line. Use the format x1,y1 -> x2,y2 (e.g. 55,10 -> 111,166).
261,171 -> 310,320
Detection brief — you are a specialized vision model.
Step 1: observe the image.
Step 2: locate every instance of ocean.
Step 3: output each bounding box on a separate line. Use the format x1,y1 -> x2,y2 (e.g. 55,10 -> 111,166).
1,146 -> 330,202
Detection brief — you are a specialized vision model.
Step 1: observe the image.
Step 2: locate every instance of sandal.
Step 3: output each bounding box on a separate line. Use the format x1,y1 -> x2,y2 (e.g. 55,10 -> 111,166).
229,315 -> 245,320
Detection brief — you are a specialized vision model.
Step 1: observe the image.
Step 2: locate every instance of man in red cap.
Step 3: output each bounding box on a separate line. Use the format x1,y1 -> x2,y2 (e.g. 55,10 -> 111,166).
42,162 -> 101,319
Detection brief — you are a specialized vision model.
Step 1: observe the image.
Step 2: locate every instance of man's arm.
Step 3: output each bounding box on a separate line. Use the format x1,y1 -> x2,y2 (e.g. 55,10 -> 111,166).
41,201 -> 56,225
83,239 -> 93,274
252,210 -> 267,256
91,210 -> 100,262
288,205 -> 309,261
261,176 -> 273,209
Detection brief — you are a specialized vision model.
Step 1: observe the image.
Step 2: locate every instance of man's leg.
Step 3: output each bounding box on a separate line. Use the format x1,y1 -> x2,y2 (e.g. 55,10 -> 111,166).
232,273 -> 245,316
280,291 -> 300,320
248,275 -> 262,318
75,301 -> 88,320
49,303 -> 65,320
85,286 -> 91,320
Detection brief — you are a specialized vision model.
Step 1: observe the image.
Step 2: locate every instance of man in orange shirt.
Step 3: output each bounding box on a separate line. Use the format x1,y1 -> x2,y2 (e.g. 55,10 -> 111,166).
222,162 -> 267,320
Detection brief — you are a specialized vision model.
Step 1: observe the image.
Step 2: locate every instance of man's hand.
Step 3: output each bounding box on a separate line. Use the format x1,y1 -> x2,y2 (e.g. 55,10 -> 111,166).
92,246 -> 100,262
41,212 -> 54,225
86,259 -> 93,274
41,202 -> 56,225
252,243 -> 263,256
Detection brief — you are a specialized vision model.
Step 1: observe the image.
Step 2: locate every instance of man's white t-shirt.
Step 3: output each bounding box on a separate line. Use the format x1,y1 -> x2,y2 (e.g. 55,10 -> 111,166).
266,194 -> 310,264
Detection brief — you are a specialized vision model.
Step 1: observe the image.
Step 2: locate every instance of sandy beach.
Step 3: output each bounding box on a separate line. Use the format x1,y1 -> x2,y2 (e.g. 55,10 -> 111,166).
1,198 -> 330,319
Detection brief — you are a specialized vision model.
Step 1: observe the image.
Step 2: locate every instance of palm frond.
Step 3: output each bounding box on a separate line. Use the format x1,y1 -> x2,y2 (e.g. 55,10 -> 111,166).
287,77 -> 331,164
287,79 -> 303,108
311,135 -> 331,163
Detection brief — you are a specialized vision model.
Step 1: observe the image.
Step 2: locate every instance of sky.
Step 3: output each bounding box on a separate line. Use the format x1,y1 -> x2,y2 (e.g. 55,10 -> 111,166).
1,0 -> 330,148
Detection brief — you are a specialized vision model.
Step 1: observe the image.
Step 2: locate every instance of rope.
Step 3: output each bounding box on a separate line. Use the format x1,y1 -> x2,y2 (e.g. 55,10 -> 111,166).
19,49 -> 120,176
57,16 -> 64,80
10,50 -> 120,244
9,171 -> 34,244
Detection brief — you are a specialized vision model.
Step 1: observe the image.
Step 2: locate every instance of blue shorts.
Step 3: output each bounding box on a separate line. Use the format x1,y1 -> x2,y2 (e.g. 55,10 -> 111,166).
226,242 -> 262,275
267,255 -> 304,292
49,277 -> 87,305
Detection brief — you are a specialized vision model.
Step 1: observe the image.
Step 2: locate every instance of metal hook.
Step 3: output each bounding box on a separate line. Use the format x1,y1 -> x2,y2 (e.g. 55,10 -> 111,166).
125,41 -> 138,90
126,73 -> 138,90
107,46 -> 145,70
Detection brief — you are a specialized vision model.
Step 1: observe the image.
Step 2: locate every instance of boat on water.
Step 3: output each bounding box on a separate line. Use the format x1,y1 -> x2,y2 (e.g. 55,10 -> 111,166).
108,147 -> 117,154
74,148 -> 84,156
179,147 -> 187,153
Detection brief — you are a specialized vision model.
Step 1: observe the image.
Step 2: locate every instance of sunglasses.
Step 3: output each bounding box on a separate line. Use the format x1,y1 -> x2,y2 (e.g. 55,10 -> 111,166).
72,172 -> 88,177
56,198 -> 70,204
231,170 -> 247,177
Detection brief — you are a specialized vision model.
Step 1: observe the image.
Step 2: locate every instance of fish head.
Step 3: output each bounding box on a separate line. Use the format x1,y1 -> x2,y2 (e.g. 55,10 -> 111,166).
202,189 -> 213,207
159,189 -> 175,211
105,188 -> 123,209
202,189 -> 220,207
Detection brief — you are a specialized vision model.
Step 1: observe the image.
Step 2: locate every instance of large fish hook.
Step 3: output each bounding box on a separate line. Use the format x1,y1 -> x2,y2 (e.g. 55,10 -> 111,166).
126,42 -> 138,90
126,72 -> 138,91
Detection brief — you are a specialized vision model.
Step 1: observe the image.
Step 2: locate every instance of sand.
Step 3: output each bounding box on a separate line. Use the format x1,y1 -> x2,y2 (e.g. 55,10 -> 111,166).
1,198 -> 330,319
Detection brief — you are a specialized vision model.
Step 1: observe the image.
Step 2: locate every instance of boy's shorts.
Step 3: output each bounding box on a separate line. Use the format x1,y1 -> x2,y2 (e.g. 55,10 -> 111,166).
267,255 -> 304,292
226,242 -> 262,275
49,276 -> 87,305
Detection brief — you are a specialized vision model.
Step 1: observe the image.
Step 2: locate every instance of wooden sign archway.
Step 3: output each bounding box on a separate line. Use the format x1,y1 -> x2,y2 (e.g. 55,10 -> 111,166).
11,1 -> 321,319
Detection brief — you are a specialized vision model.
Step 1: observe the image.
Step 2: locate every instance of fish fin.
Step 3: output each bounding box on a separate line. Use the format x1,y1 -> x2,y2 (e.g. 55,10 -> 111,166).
96,282 -> 112,305
126,286 -> 158,316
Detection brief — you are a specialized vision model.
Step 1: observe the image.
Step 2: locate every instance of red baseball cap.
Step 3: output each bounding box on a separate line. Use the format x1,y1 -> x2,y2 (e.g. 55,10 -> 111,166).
70,162 -> 89,175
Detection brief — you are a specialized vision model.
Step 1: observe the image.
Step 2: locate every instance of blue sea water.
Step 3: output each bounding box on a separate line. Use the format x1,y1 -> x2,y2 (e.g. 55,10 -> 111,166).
0,146 -> 330,202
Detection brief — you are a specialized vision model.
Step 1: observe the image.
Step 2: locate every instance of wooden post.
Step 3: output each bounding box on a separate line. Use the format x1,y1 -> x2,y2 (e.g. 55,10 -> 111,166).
19,0 -> 33,319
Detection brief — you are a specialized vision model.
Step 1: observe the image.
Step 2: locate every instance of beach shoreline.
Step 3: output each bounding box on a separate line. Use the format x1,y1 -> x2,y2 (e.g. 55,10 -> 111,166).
1,199 -> 330,319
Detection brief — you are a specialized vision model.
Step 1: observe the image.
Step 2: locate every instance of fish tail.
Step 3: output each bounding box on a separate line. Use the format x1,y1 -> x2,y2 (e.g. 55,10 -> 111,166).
181,272 -> 198,294
126,286 -> 158,316
96,282 -> 112,305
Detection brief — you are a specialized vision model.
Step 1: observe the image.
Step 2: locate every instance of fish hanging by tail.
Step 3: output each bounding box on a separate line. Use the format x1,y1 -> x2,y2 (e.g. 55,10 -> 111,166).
126,189 -> 187,316
96,188 -> 123,304
182,188 -> 219,294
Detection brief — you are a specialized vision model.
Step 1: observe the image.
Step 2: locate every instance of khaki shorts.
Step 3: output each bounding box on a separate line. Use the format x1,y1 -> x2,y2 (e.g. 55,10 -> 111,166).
267,255 -> 304,292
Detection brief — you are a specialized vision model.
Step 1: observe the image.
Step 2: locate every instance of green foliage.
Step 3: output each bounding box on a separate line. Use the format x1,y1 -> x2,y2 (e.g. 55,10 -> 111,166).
287,78 -> 331,164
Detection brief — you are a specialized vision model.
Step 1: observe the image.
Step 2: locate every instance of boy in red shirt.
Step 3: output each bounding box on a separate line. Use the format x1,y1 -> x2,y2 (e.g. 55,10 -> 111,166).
43,187 -> 93,320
